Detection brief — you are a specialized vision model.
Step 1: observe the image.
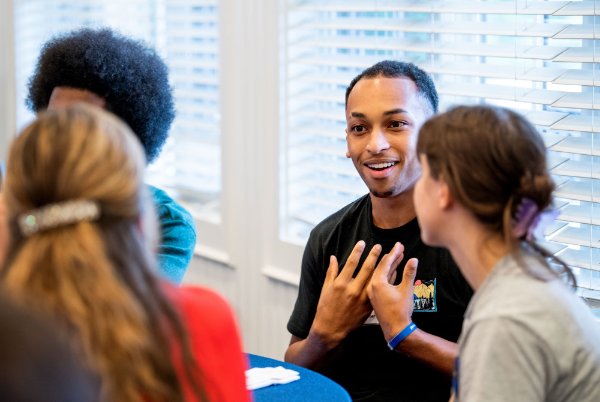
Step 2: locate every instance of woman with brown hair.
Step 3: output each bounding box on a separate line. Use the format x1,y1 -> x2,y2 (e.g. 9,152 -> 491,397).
0,104 -> 249,402
368,105 -> 600,401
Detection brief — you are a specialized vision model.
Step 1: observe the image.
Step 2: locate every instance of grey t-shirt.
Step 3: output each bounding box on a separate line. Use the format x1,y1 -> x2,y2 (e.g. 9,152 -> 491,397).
454,251 -> 600,402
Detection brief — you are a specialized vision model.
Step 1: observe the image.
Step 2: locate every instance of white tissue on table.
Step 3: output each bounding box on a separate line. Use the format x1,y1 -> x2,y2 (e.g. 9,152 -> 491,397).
245,366 -> 300,390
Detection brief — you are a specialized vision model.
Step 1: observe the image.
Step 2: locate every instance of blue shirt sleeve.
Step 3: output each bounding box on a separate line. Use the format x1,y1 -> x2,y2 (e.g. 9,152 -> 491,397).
149,185 -> 197,284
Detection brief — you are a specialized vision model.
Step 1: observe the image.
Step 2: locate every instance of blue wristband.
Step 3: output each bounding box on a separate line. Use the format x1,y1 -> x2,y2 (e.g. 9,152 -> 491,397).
387,322 -> 417,350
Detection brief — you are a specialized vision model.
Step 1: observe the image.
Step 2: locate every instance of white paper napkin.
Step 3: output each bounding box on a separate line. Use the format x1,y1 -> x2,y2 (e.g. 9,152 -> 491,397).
246,366 -> 301,390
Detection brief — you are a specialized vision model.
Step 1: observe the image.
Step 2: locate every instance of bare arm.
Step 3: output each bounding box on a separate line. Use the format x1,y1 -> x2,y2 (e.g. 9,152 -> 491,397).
285,241 -> 385,368
368,242 -> 457,375
392,328 -> 456,375
284,334 -> 335,369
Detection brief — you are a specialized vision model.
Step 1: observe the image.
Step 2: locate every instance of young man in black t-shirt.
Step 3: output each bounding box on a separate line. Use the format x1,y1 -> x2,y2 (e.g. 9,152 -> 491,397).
285,61 -> 473,402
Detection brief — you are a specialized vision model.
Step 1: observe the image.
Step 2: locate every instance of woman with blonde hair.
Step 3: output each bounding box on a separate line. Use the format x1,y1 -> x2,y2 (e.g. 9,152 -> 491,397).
1,104 -> 249,402
368,105 -> 600,402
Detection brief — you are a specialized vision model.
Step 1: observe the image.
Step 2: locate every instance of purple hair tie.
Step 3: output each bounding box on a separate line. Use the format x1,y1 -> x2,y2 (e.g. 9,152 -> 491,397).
512,197 -> 559,241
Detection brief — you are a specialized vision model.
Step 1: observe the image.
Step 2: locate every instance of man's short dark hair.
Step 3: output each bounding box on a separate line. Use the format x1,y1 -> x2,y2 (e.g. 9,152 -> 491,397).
345,60 -> 439,114
26,27 -> 175,163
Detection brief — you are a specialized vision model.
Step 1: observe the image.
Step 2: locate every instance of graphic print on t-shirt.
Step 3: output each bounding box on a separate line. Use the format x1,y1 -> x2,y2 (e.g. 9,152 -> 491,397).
413,278 -> 437,312
364,278 -> 438,324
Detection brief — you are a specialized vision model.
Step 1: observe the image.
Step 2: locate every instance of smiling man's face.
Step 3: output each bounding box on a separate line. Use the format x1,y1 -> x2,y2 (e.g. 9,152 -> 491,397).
345,76 -> 430,198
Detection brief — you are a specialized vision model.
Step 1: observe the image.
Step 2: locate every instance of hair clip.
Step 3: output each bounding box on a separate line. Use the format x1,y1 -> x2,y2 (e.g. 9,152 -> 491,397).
512,197 -> 559,241
18,200 -> 100,237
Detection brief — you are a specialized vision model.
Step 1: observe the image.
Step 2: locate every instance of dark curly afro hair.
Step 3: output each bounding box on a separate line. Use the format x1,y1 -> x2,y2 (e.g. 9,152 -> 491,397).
26,27 -> 175,163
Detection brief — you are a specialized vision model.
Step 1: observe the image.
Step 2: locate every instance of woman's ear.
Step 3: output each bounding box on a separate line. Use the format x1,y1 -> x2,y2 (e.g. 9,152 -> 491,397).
438,180 -> 454,210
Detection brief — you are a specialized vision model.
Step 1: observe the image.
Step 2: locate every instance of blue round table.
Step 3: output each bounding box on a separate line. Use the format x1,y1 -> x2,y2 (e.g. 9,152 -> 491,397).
247,353 -> 351,402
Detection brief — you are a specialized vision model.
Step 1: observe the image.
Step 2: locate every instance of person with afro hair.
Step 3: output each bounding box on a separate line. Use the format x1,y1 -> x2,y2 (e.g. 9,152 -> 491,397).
26,27 -> 196,284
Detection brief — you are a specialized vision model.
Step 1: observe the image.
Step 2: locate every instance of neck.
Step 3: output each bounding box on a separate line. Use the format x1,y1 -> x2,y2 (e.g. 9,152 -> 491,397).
445,221 -> 509,291
370,189 -> 416,229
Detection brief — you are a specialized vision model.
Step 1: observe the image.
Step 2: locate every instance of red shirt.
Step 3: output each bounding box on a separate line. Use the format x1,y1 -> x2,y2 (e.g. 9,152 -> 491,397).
166,284 -> 251,402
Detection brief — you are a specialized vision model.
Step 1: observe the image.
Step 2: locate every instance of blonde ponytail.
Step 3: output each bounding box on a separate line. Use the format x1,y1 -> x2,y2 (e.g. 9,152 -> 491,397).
2,105 -> 207,402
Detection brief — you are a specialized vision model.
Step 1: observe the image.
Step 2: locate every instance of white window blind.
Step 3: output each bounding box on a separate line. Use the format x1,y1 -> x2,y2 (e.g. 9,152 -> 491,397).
13,0 -> 220,222
282,0 -> 599,301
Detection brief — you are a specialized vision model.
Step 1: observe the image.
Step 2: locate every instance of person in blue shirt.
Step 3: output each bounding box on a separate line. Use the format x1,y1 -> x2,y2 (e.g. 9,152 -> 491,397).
26,27 -> 195,283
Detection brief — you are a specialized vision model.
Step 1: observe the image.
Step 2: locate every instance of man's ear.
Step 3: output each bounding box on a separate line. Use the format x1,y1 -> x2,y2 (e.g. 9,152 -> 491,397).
438,180 -> 454,210
345,129 -> 351,158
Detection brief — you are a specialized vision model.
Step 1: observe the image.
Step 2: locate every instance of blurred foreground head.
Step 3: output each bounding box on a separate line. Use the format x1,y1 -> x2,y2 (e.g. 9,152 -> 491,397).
0,293 -> 98,402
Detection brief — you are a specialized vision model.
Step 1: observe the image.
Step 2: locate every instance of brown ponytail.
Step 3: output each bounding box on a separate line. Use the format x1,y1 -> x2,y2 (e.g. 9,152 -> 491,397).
417,105 -> 575,287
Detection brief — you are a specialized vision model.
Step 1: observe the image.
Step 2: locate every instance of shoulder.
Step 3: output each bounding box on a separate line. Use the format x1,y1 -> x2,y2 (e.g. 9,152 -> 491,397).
148,185 -> 196,228
308,195 -> 370,244
472,254 -> 555,311
302,195 -> 371,266
168,284 -> 234,318
164,284 -> 238,335
149,185 -> 196,283
466,254 -> 592,338
167,285 -> 244,363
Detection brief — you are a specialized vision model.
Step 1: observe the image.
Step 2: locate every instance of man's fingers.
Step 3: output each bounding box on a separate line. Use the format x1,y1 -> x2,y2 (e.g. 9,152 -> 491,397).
387,247 -> 404,284
355,243 -> 382,284
373,242 -> 404,283
400,258 -> 419,291
339,240 -> 366,280
324,255 -> 339,286
388,267 -> 397,285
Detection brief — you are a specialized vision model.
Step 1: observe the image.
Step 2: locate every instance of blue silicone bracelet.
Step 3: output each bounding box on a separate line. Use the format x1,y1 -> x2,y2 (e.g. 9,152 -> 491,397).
387,322 -> 417,350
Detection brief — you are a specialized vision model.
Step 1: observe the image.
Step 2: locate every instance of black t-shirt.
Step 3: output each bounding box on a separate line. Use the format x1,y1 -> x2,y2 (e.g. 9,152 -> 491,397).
287,195 -> 473,402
